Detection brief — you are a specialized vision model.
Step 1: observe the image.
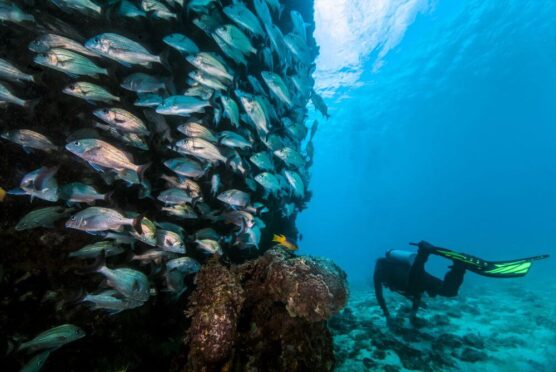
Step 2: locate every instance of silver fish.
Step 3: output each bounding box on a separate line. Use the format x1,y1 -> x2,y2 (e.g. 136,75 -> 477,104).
15,206 -> 72,231
249,151 -> 275,172
1,129 -> 58,152
63,82 -> 119,103
129,216 -> 157,246
82,290 -> 144,313
134,93 -> 163,108
0,2 -> 34,23
93,122 -> 149,151
141,0 -> 176,20
284,170 -> 305,198
213,24 -> 256,55
254,172 -> 281,196
132,249 -> 172,265
85,33 -> 163,67
121,72 -> 166,93
18,324 -> 85,352
156,95 -> 210,117
161,174 -> 202,199
163,33 -> 199,54
223,2 -> 264,38
274,147 -> 306,168
163,157 -> 206,178
66,138 -> 149,178
218,130 -> 252,150
97,265 -> 150,301
0,82 -> 35,108
177,121 -> 217,142
0,58 -> 35,83
237,92 -> 269,135
174,138 -> 227,164
68,241 -> 124,258
93,108 -> 149,135
29,34 -> 99,57
10,166 -> 59,202
156,230 -> 186,253
220,95 -> 239,127
157,188 -> 194,205
186,52 -> 233,82
59,182 -> 110,204
33,48 -> 108,78
50,0 -> 102,15
166,257 -> 200,274
261,71 -> 292,107
118,0 -> 146,18
65,207 -> 142,232
161,204 -> 199,220
290,10 -> 307,42
195,239 -> 222,255
217,189 -> 250,208
189,70 -> 227,91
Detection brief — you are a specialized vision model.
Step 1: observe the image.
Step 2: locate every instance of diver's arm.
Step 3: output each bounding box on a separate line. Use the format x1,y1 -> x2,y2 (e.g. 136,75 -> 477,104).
373,259 -> 390,318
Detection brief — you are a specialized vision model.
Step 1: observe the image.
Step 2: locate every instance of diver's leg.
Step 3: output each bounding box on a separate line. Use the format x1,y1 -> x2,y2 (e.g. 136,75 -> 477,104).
439,261 -> 466,297
407,246 -> 431,293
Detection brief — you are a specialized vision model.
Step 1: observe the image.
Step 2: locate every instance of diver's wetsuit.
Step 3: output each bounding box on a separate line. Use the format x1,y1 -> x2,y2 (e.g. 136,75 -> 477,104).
373,243 -> 466,321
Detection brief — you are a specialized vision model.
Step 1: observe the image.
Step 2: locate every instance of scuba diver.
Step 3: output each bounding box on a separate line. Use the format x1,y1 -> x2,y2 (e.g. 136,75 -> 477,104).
373,241 -> 549,328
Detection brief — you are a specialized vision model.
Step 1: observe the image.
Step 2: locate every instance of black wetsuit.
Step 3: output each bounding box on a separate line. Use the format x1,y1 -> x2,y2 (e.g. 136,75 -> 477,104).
373,245 -> 466,320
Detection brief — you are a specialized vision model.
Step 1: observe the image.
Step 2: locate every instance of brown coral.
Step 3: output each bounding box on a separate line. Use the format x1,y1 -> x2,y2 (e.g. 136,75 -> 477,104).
184,249 -> 348,371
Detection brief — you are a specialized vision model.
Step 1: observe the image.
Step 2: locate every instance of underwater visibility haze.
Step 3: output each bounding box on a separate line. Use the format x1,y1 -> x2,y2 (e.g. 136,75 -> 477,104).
0,0 -> 555,371
302,0 -> 556,283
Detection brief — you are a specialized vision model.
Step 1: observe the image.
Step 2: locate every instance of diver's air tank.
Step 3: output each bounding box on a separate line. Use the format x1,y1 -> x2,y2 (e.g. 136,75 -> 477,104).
386,250 -> 417,266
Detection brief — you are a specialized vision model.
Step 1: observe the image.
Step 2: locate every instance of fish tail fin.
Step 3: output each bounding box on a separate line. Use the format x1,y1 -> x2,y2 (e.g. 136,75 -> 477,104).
137,162 -> 151,181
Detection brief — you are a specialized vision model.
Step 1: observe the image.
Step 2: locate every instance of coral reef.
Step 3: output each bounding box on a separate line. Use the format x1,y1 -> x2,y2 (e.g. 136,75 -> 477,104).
184,249 -> 348,371
331,281 -> 556,371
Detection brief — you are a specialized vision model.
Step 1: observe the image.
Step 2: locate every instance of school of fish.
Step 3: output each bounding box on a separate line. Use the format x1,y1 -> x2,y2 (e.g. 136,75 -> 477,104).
0,0 -> 327,368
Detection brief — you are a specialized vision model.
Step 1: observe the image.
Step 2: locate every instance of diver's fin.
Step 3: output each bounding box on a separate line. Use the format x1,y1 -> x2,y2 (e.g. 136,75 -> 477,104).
410,242 -> 550,278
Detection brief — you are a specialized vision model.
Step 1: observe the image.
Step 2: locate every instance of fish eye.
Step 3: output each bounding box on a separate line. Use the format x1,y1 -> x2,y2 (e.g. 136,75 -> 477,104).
74,140 -> 79,146
71,216 -> 76,220
103,108 -> 109,113
69,84 -> 75,89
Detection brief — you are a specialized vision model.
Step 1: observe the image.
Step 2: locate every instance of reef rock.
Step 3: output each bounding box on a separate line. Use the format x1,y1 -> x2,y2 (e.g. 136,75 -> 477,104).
184,249 -> 348,371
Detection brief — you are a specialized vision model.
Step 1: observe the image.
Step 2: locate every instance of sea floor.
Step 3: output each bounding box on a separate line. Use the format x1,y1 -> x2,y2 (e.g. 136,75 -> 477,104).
330,280 -> 556,371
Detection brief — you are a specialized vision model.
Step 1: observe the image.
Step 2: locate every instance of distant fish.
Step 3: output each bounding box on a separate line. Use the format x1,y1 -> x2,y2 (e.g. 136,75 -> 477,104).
0,82 -> 37,108
0,58 -> 35,83
63,82 -> 120,104
15,206 -> 73,231
18,324 -> 85,352
85,33 -> 164,67
1,129 -> 58,153
33,48 -> 108,78
272,234 -> 298,251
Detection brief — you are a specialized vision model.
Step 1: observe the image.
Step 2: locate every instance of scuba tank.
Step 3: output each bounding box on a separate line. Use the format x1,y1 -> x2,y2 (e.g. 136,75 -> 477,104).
386,250 -> 417,266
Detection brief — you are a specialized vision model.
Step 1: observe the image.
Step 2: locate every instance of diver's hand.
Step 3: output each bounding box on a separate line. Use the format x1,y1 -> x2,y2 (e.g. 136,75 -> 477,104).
418,241 -> 435,251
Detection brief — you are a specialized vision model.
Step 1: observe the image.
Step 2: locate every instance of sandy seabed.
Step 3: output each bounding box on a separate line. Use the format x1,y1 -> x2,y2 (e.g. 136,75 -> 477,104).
330,278 -> 556,371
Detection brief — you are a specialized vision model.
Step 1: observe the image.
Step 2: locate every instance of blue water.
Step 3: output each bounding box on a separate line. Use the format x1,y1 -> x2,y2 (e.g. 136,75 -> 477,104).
301,0 -> 556,284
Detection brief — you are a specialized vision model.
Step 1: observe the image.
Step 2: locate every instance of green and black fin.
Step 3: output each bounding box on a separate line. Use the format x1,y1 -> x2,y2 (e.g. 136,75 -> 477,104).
410,242 -> 550,278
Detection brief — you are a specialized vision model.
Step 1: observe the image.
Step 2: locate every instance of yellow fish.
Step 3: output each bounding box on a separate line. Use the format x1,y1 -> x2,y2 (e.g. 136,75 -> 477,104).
272,234 -> 298,251
0,186 -> 5,202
